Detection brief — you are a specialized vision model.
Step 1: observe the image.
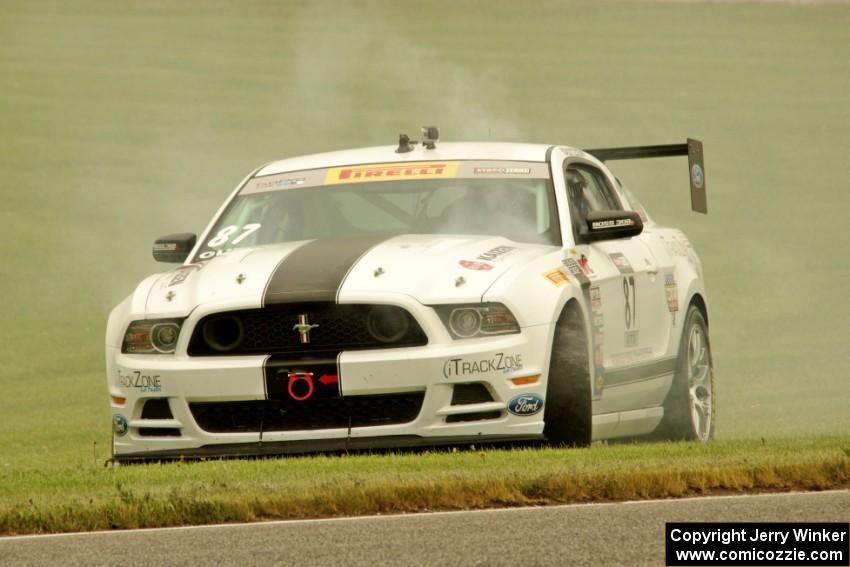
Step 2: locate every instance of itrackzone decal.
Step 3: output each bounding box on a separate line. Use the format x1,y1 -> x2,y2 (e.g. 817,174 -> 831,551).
443,352 -> 523,378
117,369 -> 162,393
255,177 -> 306,190
241,169 -> 328,194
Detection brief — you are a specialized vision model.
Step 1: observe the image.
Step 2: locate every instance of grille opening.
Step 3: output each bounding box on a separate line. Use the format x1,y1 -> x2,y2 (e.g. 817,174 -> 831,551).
366,306 -> 410,343
141,398 -> 173,420
446,411 -> 502,423
202,315 -> 245,352
190,393 -> 425,433
188,303 -> 427,356
138,427 -> 181,437
450,383 -> 494,405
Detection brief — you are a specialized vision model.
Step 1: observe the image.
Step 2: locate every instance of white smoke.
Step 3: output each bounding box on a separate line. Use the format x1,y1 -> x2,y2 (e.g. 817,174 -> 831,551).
286,1 -> 526,145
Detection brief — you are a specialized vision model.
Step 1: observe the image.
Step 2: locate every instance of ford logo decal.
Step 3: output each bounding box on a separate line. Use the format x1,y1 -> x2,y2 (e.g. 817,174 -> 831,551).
507,394 -> 544,416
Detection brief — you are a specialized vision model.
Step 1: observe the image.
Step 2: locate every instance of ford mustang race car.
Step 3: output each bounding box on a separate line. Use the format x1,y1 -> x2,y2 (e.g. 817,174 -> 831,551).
106,128 -> 714,462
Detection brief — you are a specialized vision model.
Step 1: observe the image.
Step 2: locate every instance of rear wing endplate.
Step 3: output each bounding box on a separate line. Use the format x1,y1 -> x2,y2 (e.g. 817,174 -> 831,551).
584,138 -> 707,214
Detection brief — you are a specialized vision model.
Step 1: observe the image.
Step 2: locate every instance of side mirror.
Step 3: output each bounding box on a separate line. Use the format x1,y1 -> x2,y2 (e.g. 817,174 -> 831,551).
152,233 -> 196,263
584,211 -> 643,242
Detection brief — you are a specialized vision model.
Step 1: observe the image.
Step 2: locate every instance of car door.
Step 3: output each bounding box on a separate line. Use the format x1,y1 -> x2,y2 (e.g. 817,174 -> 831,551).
561,160 -> 671,414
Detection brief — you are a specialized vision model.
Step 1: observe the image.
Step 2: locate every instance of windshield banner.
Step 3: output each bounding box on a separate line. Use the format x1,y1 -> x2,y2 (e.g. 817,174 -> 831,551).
242,161 -> 550,195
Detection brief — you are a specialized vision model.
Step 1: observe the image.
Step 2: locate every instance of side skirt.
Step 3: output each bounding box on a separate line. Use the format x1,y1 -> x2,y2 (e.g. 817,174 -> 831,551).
592,407 -> 664,441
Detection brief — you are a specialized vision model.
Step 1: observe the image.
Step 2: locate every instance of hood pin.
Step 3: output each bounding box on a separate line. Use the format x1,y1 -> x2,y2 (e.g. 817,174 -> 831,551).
236,273 -> 246,284
373,267 -> 385,277
455,276 -> 466,287
165,291 -> 175,302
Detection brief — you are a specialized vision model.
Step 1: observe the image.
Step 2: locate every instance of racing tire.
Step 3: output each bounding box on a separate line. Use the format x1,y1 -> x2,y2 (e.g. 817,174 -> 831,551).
653,304 -> 715,442
543,303 -> 592,447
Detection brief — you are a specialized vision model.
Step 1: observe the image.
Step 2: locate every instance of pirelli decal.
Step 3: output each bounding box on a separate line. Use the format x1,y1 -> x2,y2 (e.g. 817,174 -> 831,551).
324,161 -> 459,185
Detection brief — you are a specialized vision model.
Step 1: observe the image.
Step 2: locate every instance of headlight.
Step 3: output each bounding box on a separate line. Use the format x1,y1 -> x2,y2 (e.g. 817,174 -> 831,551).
122,318 -> 185,354
435,303 -> 520,339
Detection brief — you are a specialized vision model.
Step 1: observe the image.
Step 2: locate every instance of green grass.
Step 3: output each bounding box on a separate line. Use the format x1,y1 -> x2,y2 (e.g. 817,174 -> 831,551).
1,0 -> 850,533
2,437 -> 848,535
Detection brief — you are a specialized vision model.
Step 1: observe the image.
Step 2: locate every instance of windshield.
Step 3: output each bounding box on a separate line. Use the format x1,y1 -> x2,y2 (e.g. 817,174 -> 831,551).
194,160 -> 559,261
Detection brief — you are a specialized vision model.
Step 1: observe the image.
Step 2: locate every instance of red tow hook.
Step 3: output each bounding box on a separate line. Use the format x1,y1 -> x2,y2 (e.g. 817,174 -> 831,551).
287,372 -> 315,401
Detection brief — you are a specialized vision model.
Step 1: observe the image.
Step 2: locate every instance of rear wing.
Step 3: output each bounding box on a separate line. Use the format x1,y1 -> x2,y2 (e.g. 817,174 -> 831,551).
584,138 -> 707,214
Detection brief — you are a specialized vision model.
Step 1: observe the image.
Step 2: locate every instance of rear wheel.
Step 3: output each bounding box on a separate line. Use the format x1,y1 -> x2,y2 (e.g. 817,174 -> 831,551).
543,303 -> 592,447
654,304 -> 715,441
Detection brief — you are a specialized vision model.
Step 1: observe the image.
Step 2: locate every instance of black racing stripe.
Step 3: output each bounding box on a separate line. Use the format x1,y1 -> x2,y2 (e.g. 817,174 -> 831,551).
603,357 -> 676,388
263,236 -> 387,305
260,237 -> 386,401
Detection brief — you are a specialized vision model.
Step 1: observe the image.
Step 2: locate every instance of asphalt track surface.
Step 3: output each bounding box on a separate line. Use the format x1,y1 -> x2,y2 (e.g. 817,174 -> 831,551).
2,490 -> 848,566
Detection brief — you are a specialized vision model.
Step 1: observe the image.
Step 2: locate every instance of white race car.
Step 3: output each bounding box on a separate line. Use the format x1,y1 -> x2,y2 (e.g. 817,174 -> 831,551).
106,128 -> 714,462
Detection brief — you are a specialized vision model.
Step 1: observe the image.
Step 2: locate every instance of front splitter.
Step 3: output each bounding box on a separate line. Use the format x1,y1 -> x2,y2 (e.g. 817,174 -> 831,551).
111,434 -> 546,463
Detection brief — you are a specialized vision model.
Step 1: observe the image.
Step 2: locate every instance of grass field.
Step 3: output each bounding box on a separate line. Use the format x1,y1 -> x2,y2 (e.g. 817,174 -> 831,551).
2,437 -> 848,535
1,0 -> 849,532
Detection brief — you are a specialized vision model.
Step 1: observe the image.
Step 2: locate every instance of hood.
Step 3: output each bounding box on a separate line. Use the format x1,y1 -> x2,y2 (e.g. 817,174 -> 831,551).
144,234 -> 555,314
144,242 -> 303,315
339,234 -> 554,304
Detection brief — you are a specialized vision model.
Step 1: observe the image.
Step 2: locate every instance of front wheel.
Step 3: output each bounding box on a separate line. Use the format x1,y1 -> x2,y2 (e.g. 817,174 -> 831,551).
654,304 -> 715,441
543,304 -> 592,447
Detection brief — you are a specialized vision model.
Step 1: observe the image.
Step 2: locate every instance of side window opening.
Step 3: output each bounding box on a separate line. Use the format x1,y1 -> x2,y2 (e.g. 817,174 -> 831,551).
565,163 -> 623,242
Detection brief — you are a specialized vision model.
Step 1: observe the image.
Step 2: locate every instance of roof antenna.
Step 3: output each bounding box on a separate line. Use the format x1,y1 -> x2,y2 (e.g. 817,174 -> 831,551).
421,126 -> 439,149
396,133 -> 416,153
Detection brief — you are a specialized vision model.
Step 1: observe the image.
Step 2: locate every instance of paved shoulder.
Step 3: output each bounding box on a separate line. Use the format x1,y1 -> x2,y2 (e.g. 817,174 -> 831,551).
2,490 -> 848,566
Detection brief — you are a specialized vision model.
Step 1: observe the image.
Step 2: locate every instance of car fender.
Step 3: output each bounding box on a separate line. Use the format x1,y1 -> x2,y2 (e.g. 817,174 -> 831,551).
662,229 -> 708,357
482,249 -> 586,328
482,249 -> 594,391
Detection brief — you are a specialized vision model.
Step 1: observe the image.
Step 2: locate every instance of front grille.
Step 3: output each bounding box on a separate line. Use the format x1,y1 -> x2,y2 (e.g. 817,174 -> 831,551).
189,393 -> 425,433
138,427 -> 181,437
188,303 -> 427,356
446,411 -> 502,423
141,398 -> 173,419
451,383 -> 494,405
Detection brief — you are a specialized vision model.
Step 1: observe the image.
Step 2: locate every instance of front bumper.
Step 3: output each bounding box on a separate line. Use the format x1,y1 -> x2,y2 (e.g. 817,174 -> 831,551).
106,324 -> 554,460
